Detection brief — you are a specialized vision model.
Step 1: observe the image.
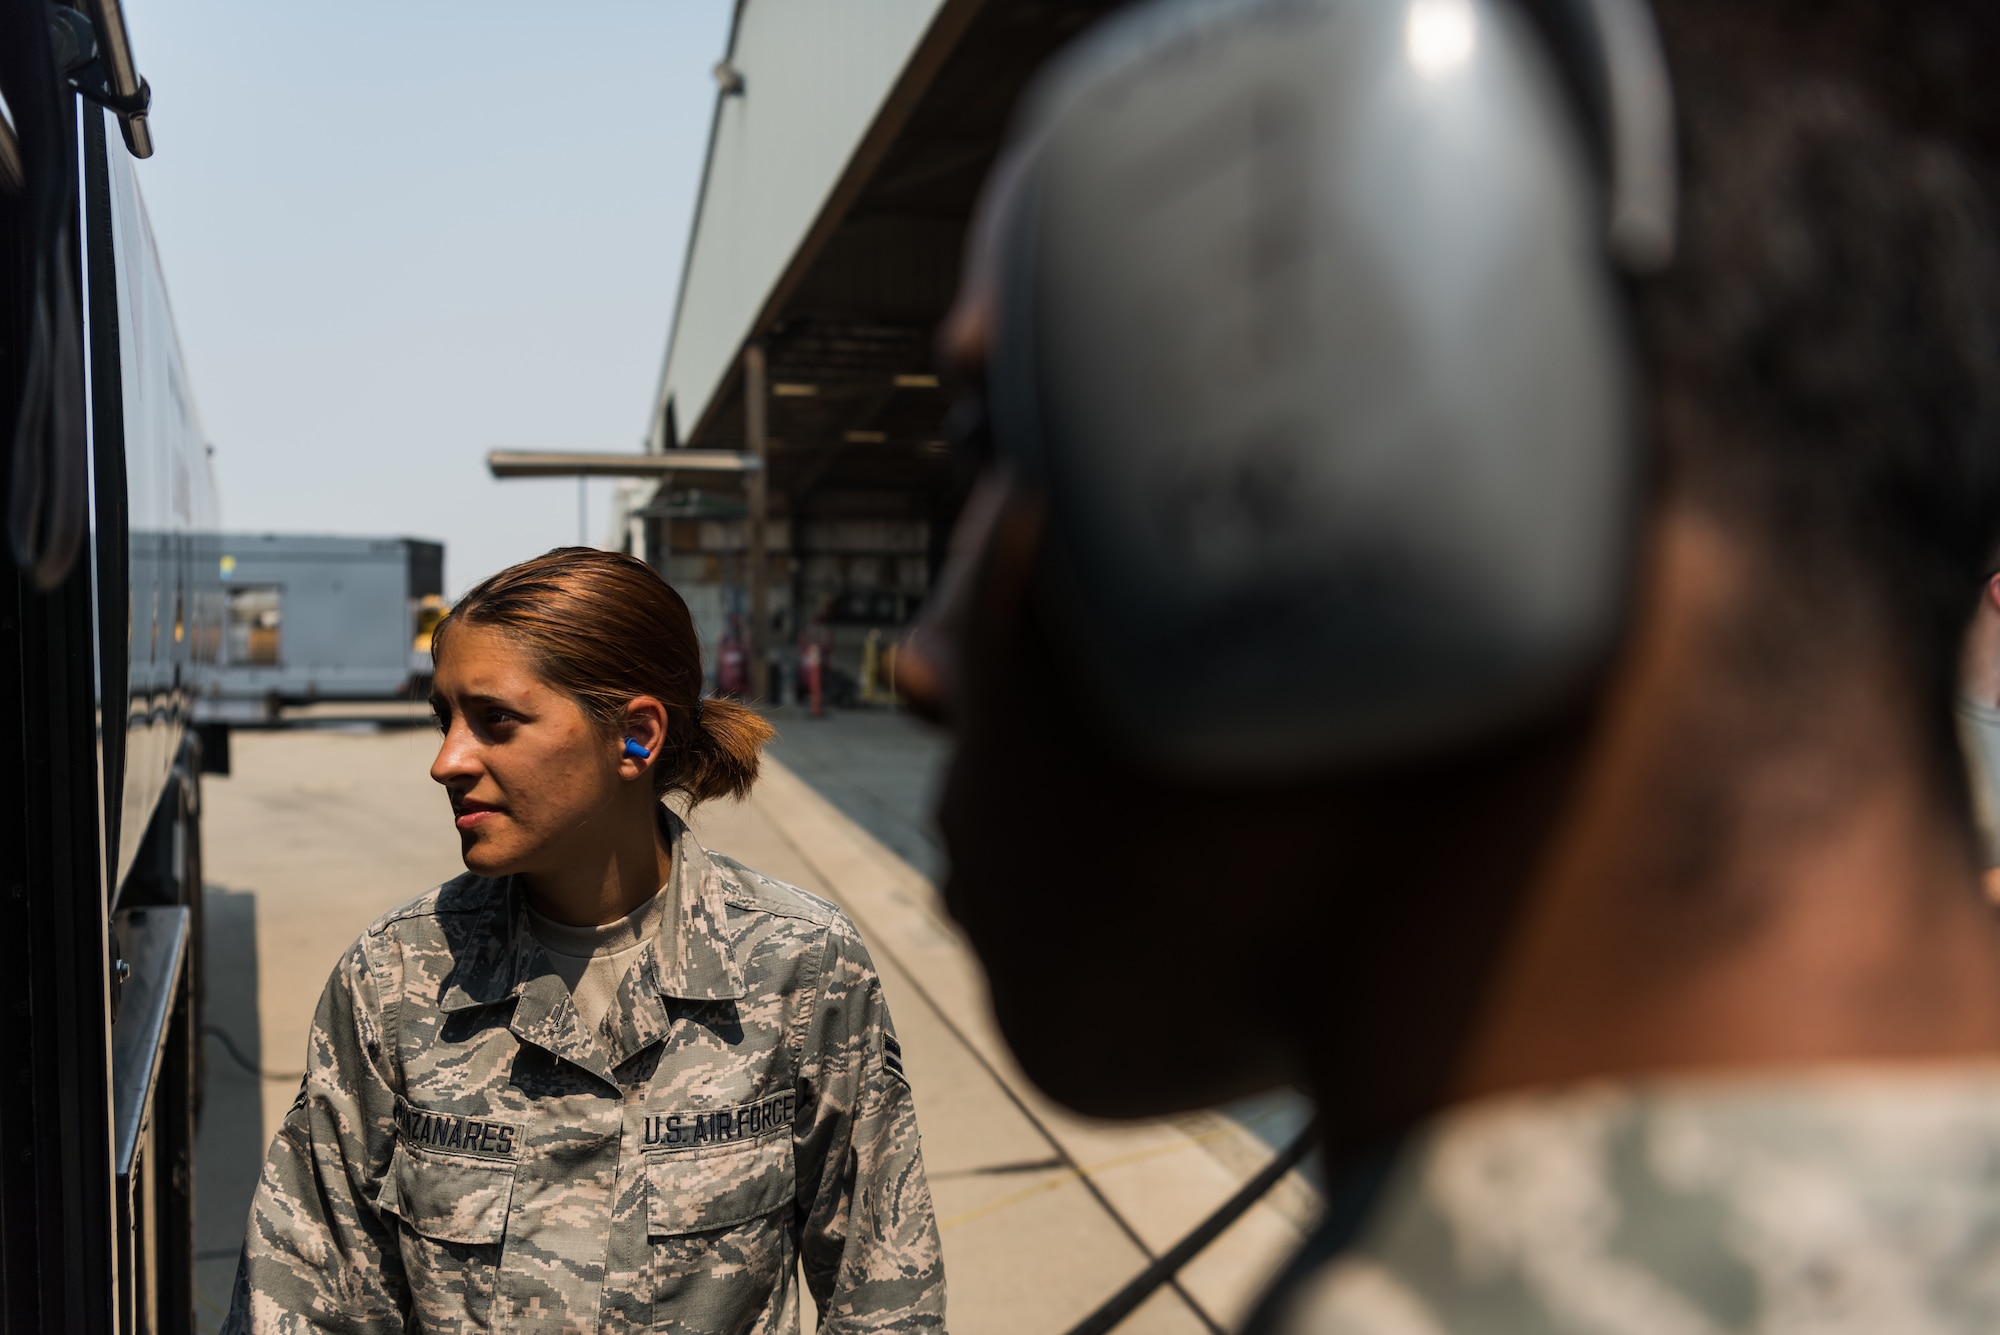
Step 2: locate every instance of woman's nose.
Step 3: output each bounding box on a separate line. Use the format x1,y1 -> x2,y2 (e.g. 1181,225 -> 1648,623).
430,720 -> 480,786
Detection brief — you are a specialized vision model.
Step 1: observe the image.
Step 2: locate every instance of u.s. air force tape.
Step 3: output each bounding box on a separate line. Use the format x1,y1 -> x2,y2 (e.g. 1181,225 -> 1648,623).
642,1089 -> 797,1150
394,1097 -> 523,1162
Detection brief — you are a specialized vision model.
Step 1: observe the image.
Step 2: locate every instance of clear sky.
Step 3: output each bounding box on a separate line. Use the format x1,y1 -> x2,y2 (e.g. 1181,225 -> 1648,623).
123,0 -> 733,593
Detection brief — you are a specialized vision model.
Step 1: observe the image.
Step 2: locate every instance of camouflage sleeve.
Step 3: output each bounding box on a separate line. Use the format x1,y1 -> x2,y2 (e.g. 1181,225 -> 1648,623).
794,914 -> 947,1332
223,937 -> 409,1333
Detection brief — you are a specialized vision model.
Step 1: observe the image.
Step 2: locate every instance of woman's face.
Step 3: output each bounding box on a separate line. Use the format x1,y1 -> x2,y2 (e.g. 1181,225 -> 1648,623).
429,624 -> 626,879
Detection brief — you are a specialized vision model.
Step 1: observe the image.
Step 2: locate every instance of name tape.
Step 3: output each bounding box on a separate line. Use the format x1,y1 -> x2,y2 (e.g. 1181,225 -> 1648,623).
395,1099 -> 522,1161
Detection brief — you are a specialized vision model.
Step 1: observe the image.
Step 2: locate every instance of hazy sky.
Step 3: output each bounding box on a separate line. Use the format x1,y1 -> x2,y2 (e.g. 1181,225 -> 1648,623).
124,0 -> 732,593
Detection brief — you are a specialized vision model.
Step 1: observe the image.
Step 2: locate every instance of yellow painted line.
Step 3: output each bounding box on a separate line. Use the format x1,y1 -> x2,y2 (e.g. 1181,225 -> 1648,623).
196,1283 -> 232,1327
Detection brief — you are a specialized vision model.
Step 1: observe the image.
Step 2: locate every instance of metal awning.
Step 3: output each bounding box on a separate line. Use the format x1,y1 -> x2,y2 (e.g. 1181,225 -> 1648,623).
625,0 -> 1129,700
654,0 -> 1129,510
486,450 -> 762,479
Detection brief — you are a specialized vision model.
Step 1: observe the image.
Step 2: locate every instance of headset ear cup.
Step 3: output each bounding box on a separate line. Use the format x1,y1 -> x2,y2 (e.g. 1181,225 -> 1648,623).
986,0 -> 1642,777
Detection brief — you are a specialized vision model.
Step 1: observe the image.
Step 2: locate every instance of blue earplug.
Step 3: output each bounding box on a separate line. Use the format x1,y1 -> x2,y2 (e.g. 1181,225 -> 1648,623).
622,738 -> 651,761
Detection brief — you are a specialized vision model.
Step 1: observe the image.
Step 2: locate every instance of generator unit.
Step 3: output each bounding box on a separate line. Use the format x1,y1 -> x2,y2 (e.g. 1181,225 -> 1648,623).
198,533 -> 445,723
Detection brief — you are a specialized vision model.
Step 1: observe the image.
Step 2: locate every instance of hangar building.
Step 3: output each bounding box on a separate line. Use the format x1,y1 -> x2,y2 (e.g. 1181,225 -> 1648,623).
619,0 -> 1128,695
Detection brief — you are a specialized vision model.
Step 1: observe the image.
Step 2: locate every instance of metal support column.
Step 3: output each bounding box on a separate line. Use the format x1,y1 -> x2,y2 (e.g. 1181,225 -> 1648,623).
744,342 -> 770,703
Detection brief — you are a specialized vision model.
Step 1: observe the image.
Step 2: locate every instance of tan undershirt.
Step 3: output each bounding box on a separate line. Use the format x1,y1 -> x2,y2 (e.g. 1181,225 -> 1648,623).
524,886 -> 669,1039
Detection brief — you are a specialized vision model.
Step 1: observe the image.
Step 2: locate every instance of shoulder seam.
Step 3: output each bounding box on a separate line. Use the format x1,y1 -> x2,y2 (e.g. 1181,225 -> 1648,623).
709,855 -> 842,927
356,930 -> 403,1095
365,875 -> 498,936
719,888 -> 838,926
790,920 -> 834,1100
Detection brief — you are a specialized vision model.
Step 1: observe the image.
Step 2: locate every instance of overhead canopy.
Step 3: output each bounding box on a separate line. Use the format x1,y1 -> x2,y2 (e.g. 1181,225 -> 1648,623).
649,0 -> 1130,524
487,450 -> 761,478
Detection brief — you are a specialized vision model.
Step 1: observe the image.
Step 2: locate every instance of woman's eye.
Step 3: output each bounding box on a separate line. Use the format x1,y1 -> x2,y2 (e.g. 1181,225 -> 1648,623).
431,710 -> 449,733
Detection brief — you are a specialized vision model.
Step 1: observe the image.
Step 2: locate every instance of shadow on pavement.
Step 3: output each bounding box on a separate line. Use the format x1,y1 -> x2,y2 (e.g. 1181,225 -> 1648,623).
194,886 -> 268,1333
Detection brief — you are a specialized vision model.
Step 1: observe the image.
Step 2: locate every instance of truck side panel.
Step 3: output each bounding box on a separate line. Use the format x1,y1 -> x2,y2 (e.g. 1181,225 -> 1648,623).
103,125 -> 221,891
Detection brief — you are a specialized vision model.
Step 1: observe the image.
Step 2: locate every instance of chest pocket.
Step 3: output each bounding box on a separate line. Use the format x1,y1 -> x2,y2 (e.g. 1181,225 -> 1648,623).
378,1141 -> 517,1331
380,1143 -> 517,1243
646,1132 -> 796,1236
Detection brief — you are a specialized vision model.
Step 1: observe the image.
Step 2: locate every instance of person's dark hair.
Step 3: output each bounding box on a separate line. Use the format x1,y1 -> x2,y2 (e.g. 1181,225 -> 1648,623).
1637,0 -> 2000,783
432,547 -> 773,804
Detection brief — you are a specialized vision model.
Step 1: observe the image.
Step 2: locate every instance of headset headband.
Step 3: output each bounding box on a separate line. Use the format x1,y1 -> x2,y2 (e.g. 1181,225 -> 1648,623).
1532,0 -> 1677,268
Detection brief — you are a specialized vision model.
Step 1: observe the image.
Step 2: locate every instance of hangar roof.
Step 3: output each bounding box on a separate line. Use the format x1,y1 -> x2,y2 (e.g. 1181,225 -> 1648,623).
648,0 -> 1127,524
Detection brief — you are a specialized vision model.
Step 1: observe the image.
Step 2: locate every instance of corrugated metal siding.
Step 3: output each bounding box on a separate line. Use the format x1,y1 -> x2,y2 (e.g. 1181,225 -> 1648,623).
655,0 -> 947,448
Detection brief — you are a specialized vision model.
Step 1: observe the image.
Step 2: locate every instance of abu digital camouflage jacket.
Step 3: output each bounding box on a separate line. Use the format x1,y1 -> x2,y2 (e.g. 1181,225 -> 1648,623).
224,813 -> 945,1334
1259,1068 -> 2000,1333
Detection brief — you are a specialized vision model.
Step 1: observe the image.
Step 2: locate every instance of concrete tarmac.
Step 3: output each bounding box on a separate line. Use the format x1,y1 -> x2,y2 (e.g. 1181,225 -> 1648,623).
193,724 -> 1319,1333
758,702 -> 952,884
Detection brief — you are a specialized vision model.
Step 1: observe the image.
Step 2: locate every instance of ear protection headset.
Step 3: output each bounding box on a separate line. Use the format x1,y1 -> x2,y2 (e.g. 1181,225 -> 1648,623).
982,0 -> 1676,777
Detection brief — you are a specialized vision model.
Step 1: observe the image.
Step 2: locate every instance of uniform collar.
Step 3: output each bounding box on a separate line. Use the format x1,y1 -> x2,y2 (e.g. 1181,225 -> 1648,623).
649,807 -> 749,1002
438,806 -> 747,1015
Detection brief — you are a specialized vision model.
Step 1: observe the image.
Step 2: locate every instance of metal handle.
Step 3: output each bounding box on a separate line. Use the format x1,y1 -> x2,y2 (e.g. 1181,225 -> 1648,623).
0,100 -> 21,193
82,0 -> 151,157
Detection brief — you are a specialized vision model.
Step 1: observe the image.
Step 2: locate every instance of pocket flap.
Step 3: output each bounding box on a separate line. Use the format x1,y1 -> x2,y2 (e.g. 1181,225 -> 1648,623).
647,1134 -> 795,1237
380,1143 -> 516,1244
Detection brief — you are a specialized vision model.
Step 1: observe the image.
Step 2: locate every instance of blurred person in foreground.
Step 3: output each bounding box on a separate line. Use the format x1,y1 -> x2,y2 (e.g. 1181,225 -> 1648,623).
903,0 -> 2000,1328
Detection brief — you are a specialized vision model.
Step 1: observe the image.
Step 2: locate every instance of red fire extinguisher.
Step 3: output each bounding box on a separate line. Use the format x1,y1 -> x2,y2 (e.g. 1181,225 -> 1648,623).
800,618 -> 834,718
801,637 -> 824,718
718,618 -> 748,699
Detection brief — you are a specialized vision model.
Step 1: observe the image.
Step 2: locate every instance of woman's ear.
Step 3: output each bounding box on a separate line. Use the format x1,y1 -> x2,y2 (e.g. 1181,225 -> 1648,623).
619,696 -> 670,777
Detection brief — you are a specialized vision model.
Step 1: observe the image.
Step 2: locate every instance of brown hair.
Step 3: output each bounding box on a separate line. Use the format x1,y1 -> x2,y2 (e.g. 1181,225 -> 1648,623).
432,547 -> 774,804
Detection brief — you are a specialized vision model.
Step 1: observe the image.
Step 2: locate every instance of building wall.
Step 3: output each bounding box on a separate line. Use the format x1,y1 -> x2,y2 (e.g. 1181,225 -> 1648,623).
656,513 -> 929,695
654,0 -> 948,447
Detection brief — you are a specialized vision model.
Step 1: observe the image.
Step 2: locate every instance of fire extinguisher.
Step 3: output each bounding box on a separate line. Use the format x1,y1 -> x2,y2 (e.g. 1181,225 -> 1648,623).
718,618 -> 748,699
801,637 -> 824,718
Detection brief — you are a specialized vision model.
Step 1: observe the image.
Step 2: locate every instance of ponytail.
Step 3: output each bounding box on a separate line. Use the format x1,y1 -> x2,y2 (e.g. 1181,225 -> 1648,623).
673,696 -> 773,804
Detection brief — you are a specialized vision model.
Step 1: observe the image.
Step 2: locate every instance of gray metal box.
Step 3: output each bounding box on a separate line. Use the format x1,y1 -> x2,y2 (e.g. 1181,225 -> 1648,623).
198,534 -> 444,721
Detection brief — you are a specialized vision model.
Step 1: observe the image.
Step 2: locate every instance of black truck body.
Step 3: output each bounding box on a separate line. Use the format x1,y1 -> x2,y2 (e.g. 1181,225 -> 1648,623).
3,3 -> 220,1330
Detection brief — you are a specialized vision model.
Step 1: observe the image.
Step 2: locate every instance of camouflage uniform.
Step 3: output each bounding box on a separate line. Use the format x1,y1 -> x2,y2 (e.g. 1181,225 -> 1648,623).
225,811 -> 945,1334
1260,1069 -> 2000,1333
